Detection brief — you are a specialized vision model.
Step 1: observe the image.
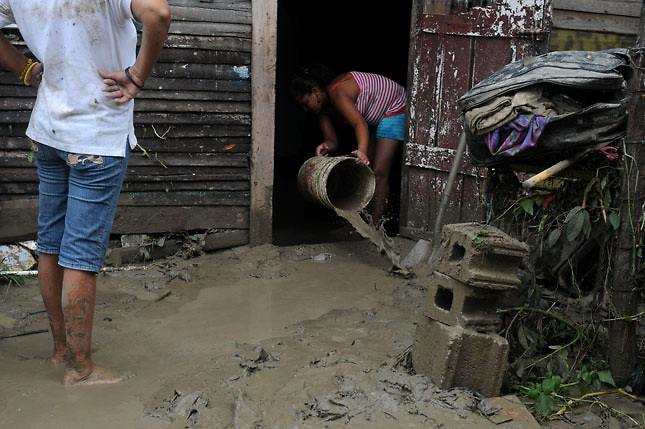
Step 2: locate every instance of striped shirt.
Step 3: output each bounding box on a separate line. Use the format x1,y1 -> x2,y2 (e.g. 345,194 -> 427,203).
344,72 -> 407,126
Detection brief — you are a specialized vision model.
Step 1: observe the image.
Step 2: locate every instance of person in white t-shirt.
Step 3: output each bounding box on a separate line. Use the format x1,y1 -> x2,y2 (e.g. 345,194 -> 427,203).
0,0 -> 170,386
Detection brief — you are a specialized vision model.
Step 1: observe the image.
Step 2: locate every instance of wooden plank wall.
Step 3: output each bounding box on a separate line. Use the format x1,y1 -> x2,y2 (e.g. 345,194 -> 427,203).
550,0 -> 639,51
0,0 -> 253,243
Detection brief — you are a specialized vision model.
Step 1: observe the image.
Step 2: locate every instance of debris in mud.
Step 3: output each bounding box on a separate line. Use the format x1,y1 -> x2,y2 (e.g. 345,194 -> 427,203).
148,389 -> 210,426
299,368 -> 489,426
312,252 -> 334,262
237,347 -> 280,377
0,243 -> 37,271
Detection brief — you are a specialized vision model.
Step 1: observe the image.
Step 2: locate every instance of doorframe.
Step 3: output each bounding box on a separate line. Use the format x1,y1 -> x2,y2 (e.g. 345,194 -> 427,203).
250,0 -> 278,245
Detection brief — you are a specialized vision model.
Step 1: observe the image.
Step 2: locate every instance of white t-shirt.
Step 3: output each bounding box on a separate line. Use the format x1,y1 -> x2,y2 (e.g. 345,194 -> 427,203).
0,0 -> 138,157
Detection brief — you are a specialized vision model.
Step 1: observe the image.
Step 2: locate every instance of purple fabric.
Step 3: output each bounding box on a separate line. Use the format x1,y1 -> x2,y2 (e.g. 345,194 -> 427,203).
485,114 -> 551,157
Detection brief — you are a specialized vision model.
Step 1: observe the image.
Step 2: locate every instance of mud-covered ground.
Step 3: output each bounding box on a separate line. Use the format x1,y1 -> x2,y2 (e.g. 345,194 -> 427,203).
0,236 -> 642,428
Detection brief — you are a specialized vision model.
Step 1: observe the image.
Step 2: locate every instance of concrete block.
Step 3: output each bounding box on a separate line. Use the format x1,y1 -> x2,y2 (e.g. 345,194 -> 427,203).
412,317 -> 509,397
423,271 -> 501,332
431,222 -> 529,290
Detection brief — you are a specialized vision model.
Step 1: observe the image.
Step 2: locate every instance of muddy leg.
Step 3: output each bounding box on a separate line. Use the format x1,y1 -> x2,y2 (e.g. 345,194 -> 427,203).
61,268 -> 124,386
371,138 -> 400,226
38,253 -> 66,363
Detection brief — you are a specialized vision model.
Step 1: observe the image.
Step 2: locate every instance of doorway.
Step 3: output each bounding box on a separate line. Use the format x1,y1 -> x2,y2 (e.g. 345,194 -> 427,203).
273,0 -> 414,245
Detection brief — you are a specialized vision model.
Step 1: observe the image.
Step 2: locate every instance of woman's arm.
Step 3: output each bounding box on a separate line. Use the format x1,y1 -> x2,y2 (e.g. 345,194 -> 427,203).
331,90 -> 370,165
0,33 -> 42,87
128,0 -> 171,85
315,114 -> 339,156
99,0 -> 171,104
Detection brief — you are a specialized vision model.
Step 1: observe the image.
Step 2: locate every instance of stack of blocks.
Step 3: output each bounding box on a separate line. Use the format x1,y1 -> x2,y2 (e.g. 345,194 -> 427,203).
412,222 -> 530,397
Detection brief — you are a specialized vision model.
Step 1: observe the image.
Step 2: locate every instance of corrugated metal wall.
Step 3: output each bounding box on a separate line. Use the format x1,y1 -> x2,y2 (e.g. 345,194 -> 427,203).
0,0 -> 253,243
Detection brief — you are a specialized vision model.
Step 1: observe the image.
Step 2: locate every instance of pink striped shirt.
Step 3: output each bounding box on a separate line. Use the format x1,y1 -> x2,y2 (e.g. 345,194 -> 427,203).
348,72 -> 407,126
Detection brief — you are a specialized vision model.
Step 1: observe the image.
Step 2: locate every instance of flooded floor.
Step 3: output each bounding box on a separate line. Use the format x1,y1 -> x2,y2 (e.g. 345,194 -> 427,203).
0,236 -> 641,428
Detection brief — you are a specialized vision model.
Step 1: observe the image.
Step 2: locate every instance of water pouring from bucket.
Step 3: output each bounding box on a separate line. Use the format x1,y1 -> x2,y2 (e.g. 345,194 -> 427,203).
297,156 -> 409,275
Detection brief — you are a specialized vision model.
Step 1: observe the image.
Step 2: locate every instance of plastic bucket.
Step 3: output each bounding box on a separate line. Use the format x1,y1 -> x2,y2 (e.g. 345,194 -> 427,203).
297,156 -> 375,210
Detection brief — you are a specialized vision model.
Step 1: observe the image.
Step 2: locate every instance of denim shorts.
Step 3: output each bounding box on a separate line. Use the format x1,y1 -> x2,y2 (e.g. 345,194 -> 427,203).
32,141 -> 130,273
375,113 -> 406,141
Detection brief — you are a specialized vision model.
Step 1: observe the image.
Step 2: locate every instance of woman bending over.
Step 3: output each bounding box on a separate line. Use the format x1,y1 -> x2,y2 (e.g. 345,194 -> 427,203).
291,66 -> 407,226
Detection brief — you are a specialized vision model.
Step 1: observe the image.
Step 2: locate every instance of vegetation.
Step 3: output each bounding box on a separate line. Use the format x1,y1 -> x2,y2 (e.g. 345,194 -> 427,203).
485,147 -> 644,421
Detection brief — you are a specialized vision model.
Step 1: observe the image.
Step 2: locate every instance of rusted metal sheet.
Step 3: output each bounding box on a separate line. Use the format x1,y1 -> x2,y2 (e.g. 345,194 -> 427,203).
400,0 -> 551,240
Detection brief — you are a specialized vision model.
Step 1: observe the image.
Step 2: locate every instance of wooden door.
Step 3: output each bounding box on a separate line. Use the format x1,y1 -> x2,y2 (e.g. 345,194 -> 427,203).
400,0 -> 552,240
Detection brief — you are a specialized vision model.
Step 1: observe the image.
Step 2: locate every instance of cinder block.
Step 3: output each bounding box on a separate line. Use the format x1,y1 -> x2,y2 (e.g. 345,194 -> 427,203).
431,222 -> 529,290
412,317 -> 509,397
423,271 -> 501,332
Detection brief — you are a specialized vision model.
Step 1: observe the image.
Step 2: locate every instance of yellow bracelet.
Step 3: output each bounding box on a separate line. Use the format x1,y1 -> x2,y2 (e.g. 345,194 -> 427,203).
23,61 -> 40,86
18,58 -> 32,81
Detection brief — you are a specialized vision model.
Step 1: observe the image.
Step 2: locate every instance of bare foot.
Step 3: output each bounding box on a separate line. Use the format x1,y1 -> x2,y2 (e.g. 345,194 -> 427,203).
49,351 -> 65,364
64,365 -> 128,386
49,344 -> 99,364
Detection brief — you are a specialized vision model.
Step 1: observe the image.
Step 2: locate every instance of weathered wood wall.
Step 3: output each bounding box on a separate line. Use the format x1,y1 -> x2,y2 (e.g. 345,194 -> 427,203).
550,0 -> 639,51
0,0 -> 253,244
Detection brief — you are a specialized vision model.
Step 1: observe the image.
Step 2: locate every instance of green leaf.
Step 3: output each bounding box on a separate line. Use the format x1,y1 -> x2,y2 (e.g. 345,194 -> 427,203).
519,198 -> 534,216
597,370 -> 617,387
608,212 -> 620,230
565,206 -> 583,223
582,210 -> 591,238
579,382 -> 589,396
582,372 -> 592,385
604,189 -> 612,205
527,389 -> 540,400
592,378 -> 601,389
566,210 -> 585,242
542,376 -> 561,394
600,175 -> 608,190
547,228 -> 561,248
27,152 -> 35,163
535,392 -> 554,416
8,124 -> 12,134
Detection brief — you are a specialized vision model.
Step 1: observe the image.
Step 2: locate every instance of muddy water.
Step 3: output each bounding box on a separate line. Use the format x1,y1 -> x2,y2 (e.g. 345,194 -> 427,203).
0,240 -> 530,428
334,208 -> 410,276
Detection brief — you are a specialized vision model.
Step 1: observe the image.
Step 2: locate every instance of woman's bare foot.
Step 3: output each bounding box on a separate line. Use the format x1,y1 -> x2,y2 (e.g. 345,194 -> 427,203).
63,365 -> 127,386
49,344 -> 99,364
50,351 -> 66,364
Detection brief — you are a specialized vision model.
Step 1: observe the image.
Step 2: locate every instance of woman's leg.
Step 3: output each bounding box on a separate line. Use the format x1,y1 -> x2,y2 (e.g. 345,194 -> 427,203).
38,253 -> 66,363
370,137 -> 401,225
32,142 -> 69,363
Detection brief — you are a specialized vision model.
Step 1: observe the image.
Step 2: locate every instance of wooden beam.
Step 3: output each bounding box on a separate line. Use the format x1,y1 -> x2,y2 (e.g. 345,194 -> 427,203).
170,6 -> 252,24
168,0 -> 251,11
553,10 -> 639,35
0,199 -> 249,243
0,198 -> 38,243
553,0 -> 641,17
609,0 -> 645,386
249,0 -> 277,246
169,21 -> 251,37
117,190 -> 250,206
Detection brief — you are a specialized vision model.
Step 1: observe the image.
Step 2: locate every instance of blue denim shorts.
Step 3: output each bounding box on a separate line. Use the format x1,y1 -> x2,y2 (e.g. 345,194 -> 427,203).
375,113 -> 406,141
32,141 -> 130,273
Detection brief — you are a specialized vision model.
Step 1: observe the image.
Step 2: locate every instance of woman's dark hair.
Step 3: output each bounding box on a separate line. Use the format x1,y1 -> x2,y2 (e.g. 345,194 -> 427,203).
290,63 -> 337,98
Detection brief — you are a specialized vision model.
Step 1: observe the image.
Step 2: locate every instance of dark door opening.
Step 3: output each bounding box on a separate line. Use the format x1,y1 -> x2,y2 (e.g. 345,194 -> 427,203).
273,0 -> 413,246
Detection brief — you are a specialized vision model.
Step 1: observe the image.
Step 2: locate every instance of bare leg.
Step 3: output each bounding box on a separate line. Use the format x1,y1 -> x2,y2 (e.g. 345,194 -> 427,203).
370,137 -> 401,226
38,253 -> 66,363
61,268 -> 124,386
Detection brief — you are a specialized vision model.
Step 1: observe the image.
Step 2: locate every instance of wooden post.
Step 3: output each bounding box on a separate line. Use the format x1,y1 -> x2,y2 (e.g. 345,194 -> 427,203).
609,0 -> 645,386
250,0 -> 277,246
